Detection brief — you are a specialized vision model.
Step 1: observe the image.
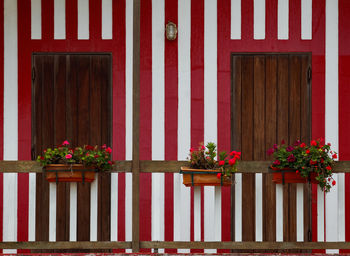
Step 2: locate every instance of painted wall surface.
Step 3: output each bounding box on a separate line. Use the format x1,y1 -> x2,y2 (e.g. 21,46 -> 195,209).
0,0 -> 348,254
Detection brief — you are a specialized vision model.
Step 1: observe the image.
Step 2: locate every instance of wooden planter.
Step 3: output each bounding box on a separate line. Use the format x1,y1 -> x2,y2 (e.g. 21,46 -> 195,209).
270,167 -> 318,184
45,164 -> 96,183
180,167 -> 231,187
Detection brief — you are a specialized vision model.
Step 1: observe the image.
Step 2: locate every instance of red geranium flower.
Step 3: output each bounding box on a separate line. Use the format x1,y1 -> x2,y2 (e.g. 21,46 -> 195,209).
217,173 -> 222,179
219,160 -> 225,166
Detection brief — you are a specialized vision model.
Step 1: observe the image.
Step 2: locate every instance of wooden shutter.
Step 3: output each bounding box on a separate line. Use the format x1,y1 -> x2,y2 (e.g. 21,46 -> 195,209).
231,54 -> 312,251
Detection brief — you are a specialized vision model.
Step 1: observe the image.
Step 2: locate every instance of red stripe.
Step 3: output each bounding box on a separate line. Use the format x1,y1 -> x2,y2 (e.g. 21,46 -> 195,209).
0,0 -> 3,164
191,0 -> 204,252
90,0 -> 102,40
164,0 -> 177,252
289,0 -> 301,40
17,173 -> 29,254
241,0 -> 253,40
66,0 -> 78,40
113,0 -> 126,161
217,1 -> 232,252
265,0 -> 278,40
17,0 -> 31,251
42,0 -> 54,40
339,0 -> 350,253
0,174 -> 3,254
139,0 -> 152,252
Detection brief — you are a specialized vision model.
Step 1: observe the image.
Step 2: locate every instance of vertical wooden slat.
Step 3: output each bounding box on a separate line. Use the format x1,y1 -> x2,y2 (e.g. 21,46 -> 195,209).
301,55 -> 312,243
54,55 -> 70,245
241,56 -> 255,242
263,55 -> 277,242
66,55 -> 78,146
231,56 -> 242,242
76,55 -> 91,242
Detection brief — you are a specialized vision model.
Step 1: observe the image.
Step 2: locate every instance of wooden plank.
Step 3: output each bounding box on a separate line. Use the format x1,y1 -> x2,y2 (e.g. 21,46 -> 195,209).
98,172 -> 111,242
132,0 -> 141,252
241,56 -> 255,242
277,55 -> 289,144
66,55 -> 78,146
1,241 -> 350,250
263,55 -> 278,242
35,174 -> 49,252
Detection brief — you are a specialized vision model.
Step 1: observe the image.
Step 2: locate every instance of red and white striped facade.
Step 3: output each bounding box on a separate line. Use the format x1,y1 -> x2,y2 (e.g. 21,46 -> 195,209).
0,0 -> 349,254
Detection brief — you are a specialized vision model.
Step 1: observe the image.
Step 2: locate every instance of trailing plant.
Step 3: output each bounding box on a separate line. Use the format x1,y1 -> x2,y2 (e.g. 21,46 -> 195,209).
268,138 -> 337,192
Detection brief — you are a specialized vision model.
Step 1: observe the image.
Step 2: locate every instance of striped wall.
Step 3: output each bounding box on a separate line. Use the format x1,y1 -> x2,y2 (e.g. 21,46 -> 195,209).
0,0 -> 349,254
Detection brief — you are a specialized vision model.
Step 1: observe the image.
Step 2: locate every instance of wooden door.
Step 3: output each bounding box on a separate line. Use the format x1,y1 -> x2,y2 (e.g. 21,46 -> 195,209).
32,54 -> 112,251
231,54 -> 312,250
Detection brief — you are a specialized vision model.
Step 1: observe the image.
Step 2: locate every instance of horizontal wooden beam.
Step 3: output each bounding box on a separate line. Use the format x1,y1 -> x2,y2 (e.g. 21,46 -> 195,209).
0,241 -> 131,249
141,241 -> 350,250
0,160 -> 349,173
0,241 -> 349,250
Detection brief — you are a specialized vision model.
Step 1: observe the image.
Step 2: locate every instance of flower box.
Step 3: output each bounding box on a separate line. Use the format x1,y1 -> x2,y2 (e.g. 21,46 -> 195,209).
180,167 -> 231,187
270,167 -> 318,185
45,164 -> 96,183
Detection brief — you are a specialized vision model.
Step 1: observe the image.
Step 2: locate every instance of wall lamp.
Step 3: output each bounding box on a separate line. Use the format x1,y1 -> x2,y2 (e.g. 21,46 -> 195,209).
165,21 -> 177,40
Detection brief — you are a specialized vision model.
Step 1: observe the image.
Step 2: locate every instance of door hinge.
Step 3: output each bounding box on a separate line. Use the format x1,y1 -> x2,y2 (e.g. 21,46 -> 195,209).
31,146 -> 35,160
307,66 -> 312,83
32,67 -> 36,82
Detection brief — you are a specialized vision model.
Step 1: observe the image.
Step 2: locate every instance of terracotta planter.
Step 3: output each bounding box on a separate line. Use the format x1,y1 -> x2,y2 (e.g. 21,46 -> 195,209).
45,164 -> 96,183
270,167 -> 318,184
180,167 -> 231,187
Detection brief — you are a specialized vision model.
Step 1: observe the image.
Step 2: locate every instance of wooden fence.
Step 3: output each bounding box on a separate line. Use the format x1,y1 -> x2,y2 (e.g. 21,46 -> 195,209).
0,160 -> 349,253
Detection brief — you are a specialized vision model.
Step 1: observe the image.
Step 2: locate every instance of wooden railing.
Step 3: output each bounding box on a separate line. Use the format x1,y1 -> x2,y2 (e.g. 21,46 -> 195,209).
0,160 -> 349,251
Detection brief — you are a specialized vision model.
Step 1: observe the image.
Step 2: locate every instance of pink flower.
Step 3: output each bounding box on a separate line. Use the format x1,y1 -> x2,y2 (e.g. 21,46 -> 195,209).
332,180 -> 336,186
106,147 -> 112,154
229,158 -> 236,166
62,140 -> 69,146
219,160 -> 225,166
332,153 -> 337,159
190,148 -> 195,153
311,140 -> 317,146
273,160 -> 280,166
230,151 -> 237,156
201,145 -> 206,150
217,173 -> 222,179
65,154 -> 72,159
326,166 -> 332,171
102,144 -> 107,149
108,161 -> 112,165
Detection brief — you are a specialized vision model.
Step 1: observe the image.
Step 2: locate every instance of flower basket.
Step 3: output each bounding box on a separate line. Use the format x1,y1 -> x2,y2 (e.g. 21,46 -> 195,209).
45,164 -> 96,183
180,167 -> 231,187
269,167 -> 318,185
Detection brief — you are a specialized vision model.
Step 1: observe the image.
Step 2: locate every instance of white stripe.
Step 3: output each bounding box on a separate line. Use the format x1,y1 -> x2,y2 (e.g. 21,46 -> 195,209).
49,183 -> 56,242
90,174 -> 98,241
151,0 -> 165,249
255,173 -> 262,241
254,0 -> 265,39
317,186 -> 324,242
152,0 -> 164,161
3,173 -> 17,254
125,0 -> 133,161
337,173 -> 345,242
204,186 -> 215,253
276,184 -> 283,241
54,0 -> 65,39
125,173 -> 132,253
176,1 -> 191,250
296,184 -> 304,241
204,0 -> 217,144
111,173 -> 118,241
325,0 -> 339,251
69,183 -> 77,241
28,173 -> 36,241
194,187 -> 201,241
301,0 -> 312,39
204,0 -> 218,251
235,173 -> 242,241
78,0 -> 89,39
102,0 -> 113,39
178,0 -> 191,162
4,0 -> 18,162
231,0 -> 241,39
278,0 -> 289,39
214,187 -> 221,242
31,0 -> 41,39
173,174 -> 190,253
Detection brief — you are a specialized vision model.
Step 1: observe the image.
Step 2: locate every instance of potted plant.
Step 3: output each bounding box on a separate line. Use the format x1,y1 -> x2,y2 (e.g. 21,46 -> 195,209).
37,140 -> 113,183
268,138 -> 337,192
180,142 -> 241,187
